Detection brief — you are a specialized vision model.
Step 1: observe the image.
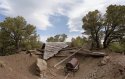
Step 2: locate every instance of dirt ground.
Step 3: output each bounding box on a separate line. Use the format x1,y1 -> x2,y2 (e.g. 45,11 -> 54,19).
0,52 -> 39,79
0,50 -> 125,79
46,51 -> 125,79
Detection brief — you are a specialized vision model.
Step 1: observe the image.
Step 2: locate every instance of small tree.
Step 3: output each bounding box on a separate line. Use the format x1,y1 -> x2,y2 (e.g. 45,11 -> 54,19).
82,10 -> 103,49
71,36 -> 87,47
0,16 -> 41,55
82,5 -> 125,49
46,34 -> 67,42
103,5 -> 125,48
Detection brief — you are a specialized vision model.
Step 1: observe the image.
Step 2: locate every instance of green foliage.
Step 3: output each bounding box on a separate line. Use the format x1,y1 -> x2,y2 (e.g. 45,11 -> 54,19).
71,36 -> 87,47
46,34 -> 67,42
82,5 -> 125,49
82,10 -> 103,49
0,16 -> 41,55
109,43 -> 125,53
103,5 -> 125,48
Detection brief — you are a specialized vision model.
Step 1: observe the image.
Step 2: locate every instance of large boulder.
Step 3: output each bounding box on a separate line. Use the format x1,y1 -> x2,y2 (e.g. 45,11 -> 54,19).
36,58 -> 47,78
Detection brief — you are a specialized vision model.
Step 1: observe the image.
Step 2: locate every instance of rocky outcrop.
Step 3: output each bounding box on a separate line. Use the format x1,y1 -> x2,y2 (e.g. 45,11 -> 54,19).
36,58 -> 47,79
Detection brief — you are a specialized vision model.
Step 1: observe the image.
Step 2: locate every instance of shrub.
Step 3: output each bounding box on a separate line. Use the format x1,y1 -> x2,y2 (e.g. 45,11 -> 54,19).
109,42 -> 125,53
71,36 -> 87,47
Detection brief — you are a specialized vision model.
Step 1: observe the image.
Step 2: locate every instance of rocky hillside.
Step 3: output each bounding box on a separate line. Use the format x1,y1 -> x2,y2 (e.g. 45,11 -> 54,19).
0,51 -> 125,79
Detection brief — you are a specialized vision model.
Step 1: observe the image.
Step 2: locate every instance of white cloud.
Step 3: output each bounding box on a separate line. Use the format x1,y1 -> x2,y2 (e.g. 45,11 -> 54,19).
0,0 -> 70,30
40,35 -> 50,42
0,0 -> 125,38
67,0 -> 125,32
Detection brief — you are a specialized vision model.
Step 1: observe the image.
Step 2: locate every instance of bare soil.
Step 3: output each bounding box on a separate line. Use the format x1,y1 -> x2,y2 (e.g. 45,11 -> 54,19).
0,50 -> 125,79
0,52 -> 39,79
46,51 -> 125,79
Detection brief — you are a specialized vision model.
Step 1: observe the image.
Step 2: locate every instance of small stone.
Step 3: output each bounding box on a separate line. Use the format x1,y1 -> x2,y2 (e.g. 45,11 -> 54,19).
0,61 -> 5,68
99,56 -> 110,66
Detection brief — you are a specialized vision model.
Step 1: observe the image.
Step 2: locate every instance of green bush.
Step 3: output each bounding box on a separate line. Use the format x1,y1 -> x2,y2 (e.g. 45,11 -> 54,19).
109,42 -> 125,53
71,36 -> 87,47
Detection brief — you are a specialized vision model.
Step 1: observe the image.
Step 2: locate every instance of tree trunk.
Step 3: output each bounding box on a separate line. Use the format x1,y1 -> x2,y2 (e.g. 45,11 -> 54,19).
90,42 -> 94,50
103,35 -> 108,48
95,33 -> 100,49
103,37 -> 110,48
96,41 -> 100,48
103,25 -> 116,48
15,40 -> 20,52
95,37 -> 100,48
103,32 -> 110,48
103,41 -> 107,48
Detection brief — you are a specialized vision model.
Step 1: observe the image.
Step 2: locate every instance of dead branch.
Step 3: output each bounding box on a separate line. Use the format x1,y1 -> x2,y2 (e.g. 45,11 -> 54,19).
64,73 -> 70,79
77,51 -> 106,57
54,55 -> 68,57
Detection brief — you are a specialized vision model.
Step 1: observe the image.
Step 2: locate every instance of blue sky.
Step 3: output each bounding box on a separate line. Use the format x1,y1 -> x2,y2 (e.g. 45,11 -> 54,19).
0,15 -> 5,22
37,14 -> 82,41
37,14 -> 81,35
0,0 -> 125,42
